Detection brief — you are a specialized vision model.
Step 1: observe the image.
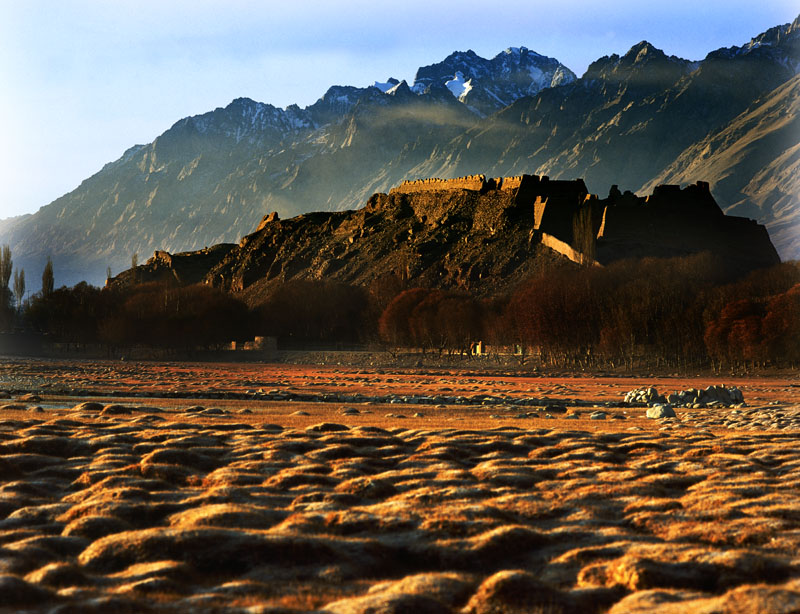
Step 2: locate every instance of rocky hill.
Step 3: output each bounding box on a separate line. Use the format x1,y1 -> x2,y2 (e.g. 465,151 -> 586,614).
1,17 -> 797,287
112,174 -> 780,305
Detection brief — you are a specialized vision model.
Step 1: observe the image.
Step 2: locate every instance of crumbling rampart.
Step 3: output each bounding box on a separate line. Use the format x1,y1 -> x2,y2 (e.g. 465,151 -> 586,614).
388,174 -> 778,270
390,175 -> 490,194
389,173 -> 588,200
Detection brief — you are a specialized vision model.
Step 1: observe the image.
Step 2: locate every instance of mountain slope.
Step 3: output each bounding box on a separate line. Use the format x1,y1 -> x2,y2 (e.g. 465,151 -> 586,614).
0,47 -> 573,287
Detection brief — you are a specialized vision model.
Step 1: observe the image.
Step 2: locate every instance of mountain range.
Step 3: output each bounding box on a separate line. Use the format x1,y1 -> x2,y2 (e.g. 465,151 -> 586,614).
1,16 -> 798,288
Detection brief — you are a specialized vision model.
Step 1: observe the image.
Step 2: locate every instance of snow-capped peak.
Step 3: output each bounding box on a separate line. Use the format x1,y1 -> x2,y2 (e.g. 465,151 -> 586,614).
373,78 -> 400,93
503,46 -> 543,58
408,46 -> 576,116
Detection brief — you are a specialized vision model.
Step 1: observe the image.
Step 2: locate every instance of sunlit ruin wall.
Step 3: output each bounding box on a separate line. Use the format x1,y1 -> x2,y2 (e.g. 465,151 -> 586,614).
392,173 -> 595,247
389,173 -> 588,198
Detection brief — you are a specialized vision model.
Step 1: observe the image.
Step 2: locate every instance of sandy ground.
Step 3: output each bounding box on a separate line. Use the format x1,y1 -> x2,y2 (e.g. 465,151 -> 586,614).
0,358 -> 799,613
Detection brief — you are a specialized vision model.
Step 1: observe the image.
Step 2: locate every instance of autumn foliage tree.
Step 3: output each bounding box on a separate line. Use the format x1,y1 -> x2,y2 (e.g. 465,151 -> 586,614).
761,284 -> 800,365
378,288 -> 483,354
705,282 -> 800,369
378,288 -> 430,347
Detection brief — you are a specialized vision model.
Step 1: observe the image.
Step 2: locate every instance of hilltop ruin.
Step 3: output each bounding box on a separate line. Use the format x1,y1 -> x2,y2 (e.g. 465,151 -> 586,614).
113,173 -> 780,303
390,173 -> 777,269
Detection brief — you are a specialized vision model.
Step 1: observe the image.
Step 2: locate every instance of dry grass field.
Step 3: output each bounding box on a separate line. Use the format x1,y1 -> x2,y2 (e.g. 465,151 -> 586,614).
0,358 -> 799,613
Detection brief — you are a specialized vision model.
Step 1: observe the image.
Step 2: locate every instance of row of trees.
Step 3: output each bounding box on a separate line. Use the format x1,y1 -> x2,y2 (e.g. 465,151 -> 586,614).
704,283 -> 800,367
23,281 -> 250,352
3,244 -> 797,369
375,255 -> 800,369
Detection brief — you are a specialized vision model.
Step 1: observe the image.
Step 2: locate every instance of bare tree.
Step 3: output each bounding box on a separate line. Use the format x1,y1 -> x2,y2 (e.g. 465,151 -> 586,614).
0,245 -> 11,327
42,257 -> 54,297
0,245 -> 11,291
572,205 -> 596,264
13,268 -> 25,310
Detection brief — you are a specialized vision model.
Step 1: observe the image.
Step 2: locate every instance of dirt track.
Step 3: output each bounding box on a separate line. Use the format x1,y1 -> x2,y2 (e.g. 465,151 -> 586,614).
0,359 -> 799,613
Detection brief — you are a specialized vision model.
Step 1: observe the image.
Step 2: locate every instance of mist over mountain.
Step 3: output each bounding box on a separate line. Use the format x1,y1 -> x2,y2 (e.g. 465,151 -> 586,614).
1,16 -> 798,288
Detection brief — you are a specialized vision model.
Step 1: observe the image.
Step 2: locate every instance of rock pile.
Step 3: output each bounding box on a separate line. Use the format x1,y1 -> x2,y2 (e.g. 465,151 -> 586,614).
667,385 -> 744,408
625,385 -> 744,408
624,387 -> 667,405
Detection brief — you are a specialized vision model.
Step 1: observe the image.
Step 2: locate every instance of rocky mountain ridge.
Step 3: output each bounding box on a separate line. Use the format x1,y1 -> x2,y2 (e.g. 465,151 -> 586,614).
1,16 -> 797,288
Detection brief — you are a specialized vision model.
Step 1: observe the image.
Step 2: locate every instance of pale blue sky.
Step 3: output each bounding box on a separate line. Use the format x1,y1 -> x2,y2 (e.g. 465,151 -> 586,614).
1,0 -> 797,219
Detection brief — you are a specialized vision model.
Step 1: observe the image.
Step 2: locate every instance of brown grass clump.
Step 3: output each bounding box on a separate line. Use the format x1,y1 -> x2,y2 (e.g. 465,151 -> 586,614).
62,515 -> 134,540
608,584 -> 800,614
70,402 -> 104,412
604,555 -> 719,592
467,525 -> 550,565
167,503 -> 285,530
335,476 -> 398,500
77,527 -> 376,576
1,435 -> 92,458
25,561 -> 91,588
461,570 -> 571,614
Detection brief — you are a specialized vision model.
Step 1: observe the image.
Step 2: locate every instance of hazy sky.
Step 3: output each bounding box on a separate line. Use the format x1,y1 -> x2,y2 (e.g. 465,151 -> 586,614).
1,0 -> 797,219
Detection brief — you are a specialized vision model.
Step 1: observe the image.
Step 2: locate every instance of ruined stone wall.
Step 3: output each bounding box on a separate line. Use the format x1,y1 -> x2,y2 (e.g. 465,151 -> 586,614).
494,176 -> 525,191
597,203 -> 779,268
152,250 -> 174,267
540,233 -> 601,267
644,182 -> 723,216
385,174 -> 776,271
598,183 -> 727,245
390,175 -> 490,195
529,181 -> 595,245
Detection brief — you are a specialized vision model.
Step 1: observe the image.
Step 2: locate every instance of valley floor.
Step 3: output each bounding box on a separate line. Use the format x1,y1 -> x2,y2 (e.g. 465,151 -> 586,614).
0,360 -> 799,613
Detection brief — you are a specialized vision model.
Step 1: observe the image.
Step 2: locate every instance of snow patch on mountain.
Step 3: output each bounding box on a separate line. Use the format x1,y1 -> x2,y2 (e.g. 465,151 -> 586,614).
445,72 -> 473,99
373,78 -> 400,93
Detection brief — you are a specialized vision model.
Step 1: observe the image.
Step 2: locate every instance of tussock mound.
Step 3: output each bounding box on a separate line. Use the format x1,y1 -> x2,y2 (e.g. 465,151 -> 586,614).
78,527 -> 393,577
168,503 -> 285,529
608,584 -> 800,614
62,515 -> 134,539
462,570 -> 572,614
25,561 -> 90,588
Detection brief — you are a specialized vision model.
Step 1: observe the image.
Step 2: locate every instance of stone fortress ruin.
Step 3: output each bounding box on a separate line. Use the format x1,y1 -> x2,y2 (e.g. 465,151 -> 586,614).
391,173 -> 780,269
118,171 -> 780,297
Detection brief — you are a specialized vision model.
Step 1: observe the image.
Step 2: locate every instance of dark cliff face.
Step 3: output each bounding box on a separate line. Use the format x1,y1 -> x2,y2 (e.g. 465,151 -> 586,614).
114,176 -> 780,306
